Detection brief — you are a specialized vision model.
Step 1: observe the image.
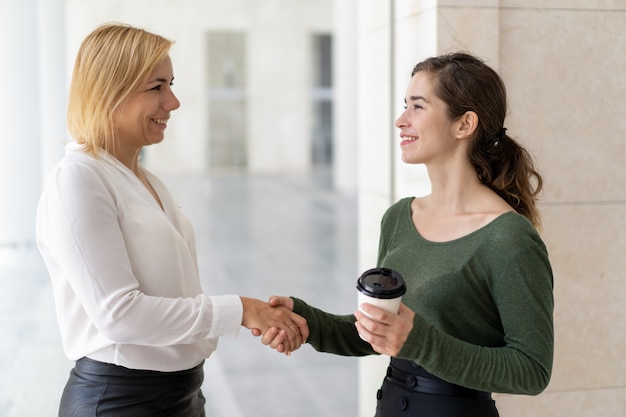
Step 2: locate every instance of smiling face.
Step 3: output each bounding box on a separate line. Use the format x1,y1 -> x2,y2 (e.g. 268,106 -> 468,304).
395,71 -> 461,165
113,55 -> 180,156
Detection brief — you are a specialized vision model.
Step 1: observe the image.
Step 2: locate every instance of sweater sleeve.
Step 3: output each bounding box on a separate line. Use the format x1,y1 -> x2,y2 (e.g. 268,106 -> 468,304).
292,298 -> 376,357
397,241 -> 554,395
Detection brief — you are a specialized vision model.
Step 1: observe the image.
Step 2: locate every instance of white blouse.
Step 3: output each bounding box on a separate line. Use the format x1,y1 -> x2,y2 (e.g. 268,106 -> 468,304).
36,143 -> 242,372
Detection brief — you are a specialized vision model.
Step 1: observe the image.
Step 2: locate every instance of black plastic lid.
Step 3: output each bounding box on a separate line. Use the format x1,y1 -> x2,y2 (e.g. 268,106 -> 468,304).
356,267 -> 406,299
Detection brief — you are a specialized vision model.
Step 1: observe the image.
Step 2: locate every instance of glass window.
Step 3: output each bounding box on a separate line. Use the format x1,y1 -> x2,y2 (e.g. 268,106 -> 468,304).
207,32 -> 247,169
311,34 -> 333,166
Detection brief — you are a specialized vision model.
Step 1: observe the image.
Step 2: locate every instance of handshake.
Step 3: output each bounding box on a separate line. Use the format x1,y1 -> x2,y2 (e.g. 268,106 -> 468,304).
241,296 -> 308,356
240,269 -> 411,358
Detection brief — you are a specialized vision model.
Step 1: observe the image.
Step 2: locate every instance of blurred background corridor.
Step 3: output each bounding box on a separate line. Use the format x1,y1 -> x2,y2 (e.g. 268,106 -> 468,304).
1,170 -> 360,416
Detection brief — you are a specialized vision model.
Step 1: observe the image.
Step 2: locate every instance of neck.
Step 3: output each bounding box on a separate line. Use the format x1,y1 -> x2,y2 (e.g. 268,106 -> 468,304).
425,162 -> 484,214
110,147 -> 143,176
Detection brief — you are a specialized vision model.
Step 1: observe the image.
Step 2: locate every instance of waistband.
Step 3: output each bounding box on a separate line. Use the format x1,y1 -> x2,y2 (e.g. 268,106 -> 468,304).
387,358 -> 491,400
75,357 -> 204,385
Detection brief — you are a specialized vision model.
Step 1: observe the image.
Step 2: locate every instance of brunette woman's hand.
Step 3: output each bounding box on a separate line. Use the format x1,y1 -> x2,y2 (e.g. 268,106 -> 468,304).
354,302 -> 414,356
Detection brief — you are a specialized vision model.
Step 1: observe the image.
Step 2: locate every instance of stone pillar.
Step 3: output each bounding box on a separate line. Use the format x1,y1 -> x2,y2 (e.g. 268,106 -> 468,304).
0,0 -> 41,250
355,1 -> 395,415
0,0 -> 65,253
332,0 -> 358,193
37,0 -> 67,180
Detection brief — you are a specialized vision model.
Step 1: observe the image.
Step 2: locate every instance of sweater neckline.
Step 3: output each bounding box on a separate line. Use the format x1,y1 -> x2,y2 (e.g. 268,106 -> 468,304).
403,197 -> 518,245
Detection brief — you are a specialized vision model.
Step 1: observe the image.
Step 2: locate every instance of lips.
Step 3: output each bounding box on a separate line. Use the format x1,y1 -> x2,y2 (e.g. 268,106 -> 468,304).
400,136 -> 417,145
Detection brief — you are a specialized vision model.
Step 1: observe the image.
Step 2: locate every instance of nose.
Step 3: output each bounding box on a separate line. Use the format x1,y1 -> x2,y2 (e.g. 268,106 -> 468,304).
164,88 -> 181,111
395,110 -> 408,128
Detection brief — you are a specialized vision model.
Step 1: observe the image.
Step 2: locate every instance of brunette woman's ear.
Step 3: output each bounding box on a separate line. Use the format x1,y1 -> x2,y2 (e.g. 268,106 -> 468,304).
455,111 -> 479,140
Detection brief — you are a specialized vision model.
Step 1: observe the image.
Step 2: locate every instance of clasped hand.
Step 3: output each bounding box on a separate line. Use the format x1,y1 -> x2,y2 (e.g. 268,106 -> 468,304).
241,297 -> 308,356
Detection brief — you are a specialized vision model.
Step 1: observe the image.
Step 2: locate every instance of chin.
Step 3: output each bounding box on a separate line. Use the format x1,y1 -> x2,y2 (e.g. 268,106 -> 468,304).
150,137 -> 166,145
401,154 -> 419,164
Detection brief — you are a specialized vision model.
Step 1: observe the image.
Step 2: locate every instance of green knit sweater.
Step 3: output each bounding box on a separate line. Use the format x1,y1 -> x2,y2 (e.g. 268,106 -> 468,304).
292,197 -> 554,395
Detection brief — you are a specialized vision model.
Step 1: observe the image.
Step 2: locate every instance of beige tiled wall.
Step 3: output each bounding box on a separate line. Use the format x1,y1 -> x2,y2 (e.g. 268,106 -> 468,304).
357,1 -> 626,416
495,3 -> 626,415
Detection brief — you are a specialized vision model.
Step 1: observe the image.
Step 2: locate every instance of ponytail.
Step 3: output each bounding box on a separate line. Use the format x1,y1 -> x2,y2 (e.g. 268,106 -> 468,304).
470,129 -> 543,229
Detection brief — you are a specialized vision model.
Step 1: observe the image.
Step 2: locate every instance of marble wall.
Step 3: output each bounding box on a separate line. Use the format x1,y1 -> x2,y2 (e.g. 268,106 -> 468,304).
495,1 -> 625,415
356,1 -> 626,416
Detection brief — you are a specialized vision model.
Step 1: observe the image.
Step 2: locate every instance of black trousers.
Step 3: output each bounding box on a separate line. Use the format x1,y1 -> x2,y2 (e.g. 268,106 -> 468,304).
375,359 -> 499,417
59,357 -> 206,417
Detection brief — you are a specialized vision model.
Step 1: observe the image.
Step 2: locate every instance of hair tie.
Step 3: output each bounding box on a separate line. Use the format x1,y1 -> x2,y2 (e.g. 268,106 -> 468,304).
496,127 -> 507,140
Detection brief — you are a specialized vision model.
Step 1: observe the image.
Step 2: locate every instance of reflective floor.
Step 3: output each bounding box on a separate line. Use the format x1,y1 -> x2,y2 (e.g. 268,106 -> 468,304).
0,171 -> 359,417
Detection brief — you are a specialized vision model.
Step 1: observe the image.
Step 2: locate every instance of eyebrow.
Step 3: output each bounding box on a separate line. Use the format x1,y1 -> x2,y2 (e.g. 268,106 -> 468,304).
150,77 -> 175,84
406,95 -> 430,103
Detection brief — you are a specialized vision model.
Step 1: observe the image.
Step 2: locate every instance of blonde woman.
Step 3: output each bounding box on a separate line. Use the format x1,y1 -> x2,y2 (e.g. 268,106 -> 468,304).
36,23 -> 307,416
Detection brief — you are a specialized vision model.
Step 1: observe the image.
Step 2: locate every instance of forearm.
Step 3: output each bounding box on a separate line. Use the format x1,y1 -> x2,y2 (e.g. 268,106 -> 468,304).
292,297 -> 376,357
397,314 -> 552,395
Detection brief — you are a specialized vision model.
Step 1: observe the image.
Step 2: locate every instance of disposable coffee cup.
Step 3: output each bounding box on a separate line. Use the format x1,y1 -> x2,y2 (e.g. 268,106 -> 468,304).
356,267 -> 406,318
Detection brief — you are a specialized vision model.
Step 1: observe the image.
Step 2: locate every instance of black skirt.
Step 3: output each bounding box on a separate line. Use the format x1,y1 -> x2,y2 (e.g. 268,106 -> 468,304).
375,358 -> 499,417
59,357 -> 206,417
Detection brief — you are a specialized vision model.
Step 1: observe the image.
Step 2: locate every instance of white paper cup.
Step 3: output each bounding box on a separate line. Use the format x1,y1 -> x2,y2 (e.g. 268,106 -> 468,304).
356,267 -> 406,318
357,291 -> 404,317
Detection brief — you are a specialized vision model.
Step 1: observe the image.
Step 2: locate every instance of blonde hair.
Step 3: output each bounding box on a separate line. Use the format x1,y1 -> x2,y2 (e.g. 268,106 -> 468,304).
67,23 -> 174,156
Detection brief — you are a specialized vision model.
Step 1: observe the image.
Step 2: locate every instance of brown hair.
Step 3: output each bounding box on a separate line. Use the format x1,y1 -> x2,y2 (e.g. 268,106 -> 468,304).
412,52 -> 543,228
67,23 -> 174,157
